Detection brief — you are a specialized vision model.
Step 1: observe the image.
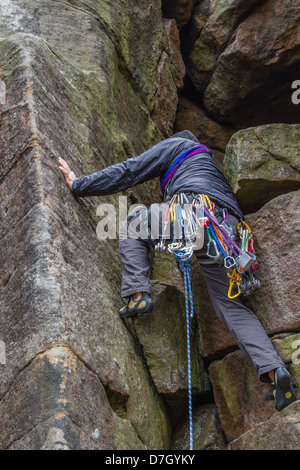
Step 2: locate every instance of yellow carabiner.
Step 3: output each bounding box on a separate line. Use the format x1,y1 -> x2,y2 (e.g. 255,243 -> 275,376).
170,195 -> 178,222
227,269 -> 241,299
237,221 -> 252,235
201,194 -> 213,210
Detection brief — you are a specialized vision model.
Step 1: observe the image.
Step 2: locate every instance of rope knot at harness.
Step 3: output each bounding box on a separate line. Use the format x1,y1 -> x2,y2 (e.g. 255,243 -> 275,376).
178,259 -> 194,320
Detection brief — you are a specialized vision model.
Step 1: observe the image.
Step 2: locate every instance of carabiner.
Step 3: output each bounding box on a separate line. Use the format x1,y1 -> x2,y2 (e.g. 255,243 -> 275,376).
224,256 -> 236,269
227,269 -> 241,299
206,239 -> 220,259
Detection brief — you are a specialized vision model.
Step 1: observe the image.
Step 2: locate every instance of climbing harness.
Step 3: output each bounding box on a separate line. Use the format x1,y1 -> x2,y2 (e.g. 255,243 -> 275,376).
156,192 -> 261,450
155,193 -> 260,299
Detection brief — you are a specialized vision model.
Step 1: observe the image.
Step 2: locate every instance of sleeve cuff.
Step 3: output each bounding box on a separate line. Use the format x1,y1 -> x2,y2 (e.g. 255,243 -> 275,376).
71,177 -> 80,195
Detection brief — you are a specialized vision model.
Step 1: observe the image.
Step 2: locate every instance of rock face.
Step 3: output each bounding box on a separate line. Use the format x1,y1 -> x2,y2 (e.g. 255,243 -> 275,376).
244,191 -> 300,336
171,403 -> 227,450
229,401 -> 300,451
0,0 -> 299,451
0,0 -> 171,450
2,346 -> 151,450
209,338 -> 300,442
186,0 -> 300,127
162,0 -> 199,30
151,19 -> 186,136
132,281 -> 210,399
223,124 -> 300,214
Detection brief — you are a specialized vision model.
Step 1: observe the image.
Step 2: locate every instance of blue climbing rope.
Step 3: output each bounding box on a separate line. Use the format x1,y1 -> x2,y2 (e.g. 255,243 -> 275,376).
177,256 -> 194,451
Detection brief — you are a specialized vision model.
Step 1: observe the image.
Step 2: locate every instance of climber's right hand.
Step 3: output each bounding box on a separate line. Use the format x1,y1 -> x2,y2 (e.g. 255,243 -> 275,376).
58,157 -> 77,191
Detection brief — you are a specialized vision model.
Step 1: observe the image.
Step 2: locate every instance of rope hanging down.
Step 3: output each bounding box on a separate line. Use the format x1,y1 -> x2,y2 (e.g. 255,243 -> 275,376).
176,253 -> 194,451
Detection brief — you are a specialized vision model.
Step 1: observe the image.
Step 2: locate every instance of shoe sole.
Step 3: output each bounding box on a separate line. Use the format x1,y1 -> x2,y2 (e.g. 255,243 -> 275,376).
275,369 -> 297,411
119,304 -> 153,319
137,304 -> 153,316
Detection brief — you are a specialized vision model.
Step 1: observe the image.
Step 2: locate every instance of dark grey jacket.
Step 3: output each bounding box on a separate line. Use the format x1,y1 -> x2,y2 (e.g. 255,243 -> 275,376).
72,130 -> 244,219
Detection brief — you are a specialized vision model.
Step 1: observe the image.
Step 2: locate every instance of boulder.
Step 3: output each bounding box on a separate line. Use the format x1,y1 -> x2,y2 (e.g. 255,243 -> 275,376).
202,0 -> 300,125
223,124 -> 300,214
244,190 -> 300,336
229,401 -> 300,450
187,0 -> 262,93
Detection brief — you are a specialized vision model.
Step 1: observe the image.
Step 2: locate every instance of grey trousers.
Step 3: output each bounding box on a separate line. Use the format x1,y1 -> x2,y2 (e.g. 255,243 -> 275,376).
119,204 -> 284,381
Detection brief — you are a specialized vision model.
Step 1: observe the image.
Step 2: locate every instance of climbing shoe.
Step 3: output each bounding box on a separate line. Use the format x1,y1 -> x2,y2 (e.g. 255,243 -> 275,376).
271,367 -> 297,411
119,293 -> 153,318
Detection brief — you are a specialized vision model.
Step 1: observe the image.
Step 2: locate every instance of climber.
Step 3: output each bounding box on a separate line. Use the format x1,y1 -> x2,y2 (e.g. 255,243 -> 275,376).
58,130 -> 297,412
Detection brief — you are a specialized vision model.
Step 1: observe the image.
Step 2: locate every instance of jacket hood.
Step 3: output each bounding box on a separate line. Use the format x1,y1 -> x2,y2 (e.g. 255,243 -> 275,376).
171,130 -> 200,144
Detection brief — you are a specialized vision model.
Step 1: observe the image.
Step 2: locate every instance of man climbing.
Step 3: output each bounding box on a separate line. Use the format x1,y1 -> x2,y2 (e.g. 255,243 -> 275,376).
58,130 -> 297,412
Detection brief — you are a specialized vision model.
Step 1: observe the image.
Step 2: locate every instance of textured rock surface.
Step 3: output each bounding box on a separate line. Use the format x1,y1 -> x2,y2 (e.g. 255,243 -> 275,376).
163,19 -> 186,90
171,403 -> 226,450
229,401 -> 300,450
132,281 -> 210,399
1,0 -> 300,452
228,334 -> 300,449
3,346 -> 148,450
244,190 -> 300,336
162,0 -> 198,30
209,336 -> 300,442
187,0 -> 262,94
175,96 -> 234,153
203,0 -> 300,125
0,0 -> 171,450
223,124 -> 300,214
186,0 -> 300,127
180,0 -> 223,55
151,19 -> 186,136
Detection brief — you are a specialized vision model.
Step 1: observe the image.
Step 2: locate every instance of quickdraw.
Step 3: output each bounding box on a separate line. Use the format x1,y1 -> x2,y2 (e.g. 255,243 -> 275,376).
197,195 -> 260,298
154,193 -> 204,253
158,193 -> 261,299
